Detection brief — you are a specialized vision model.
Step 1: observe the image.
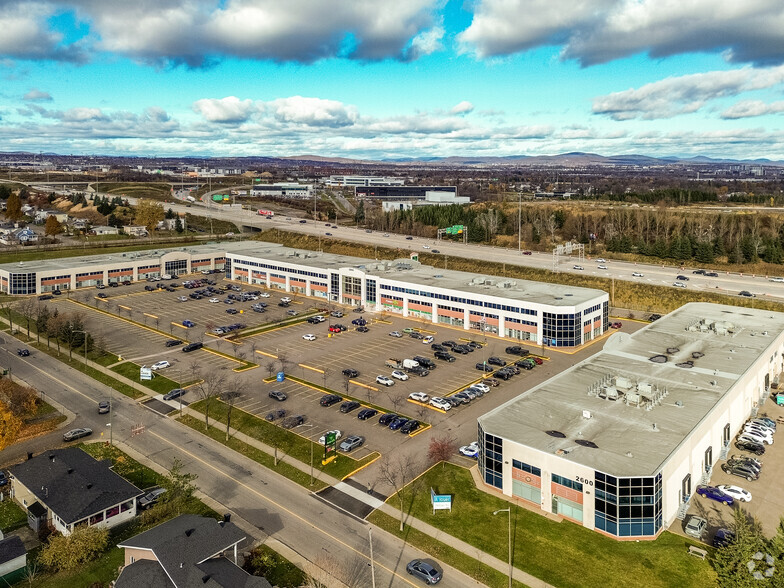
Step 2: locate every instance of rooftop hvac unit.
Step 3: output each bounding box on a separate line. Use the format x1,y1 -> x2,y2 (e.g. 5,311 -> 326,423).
615,376 -> 632,390
582,410 -> 592,419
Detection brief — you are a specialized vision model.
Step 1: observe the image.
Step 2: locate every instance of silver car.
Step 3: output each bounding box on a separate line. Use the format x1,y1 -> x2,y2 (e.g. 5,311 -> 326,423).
684,516 -> 707,539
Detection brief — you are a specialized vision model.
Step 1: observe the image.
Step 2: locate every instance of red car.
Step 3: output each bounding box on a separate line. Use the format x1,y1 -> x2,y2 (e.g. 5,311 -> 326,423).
531,357 -> 543,365
328,325 -> 341,333
611,322 -> 623,329
522,250 -> 533,255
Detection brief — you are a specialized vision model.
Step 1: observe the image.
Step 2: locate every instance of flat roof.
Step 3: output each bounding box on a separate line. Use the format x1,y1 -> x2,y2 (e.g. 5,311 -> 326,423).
229,242 -> 606,307
478,303 -> 784,477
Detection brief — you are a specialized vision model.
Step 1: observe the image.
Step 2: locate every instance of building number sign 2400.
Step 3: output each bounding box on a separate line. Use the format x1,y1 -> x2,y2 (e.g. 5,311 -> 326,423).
575,476 -> 594,487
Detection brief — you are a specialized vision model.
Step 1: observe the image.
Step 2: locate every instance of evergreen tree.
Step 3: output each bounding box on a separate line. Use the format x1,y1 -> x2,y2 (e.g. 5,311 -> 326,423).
175,217 -> 183,233
713,509 -> 767,588
354,200 -> 365,224
694,241 -> 715,264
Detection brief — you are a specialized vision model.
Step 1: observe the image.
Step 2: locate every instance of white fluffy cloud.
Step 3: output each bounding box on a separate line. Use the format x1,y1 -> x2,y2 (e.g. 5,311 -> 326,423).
265,96 -> 358,128
0,2 -> 86,62
592,65 -> 784,120
193,97 -> 256,123
23,88 -> 52,102
451,101 -> 474,115
721,100 -> 784,119
459,0 -> 784,66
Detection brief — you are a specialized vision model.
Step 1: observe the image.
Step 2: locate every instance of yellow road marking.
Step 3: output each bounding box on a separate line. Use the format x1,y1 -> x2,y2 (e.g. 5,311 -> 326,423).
299,363 -> 324,374
170,322 -> 188,330
143,313 -> 158,319
255,349 -> 278,359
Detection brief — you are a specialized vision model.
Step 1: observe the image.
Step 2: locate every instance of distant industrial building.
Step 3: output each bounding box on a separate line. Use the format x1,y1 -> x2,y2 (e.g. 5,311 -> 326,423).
325,175 -> 405,187
477,303 -> 783,540
355,185 -> 469,209
250,183 -> 313,198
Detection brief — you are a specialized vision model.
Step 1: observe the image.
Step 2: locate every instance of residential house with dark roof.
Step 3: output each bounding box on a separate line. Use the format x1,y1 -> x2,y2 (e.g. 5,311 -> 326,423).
116,514 -> 270,588
9,448 -> 142,536
0,536 -> 26,579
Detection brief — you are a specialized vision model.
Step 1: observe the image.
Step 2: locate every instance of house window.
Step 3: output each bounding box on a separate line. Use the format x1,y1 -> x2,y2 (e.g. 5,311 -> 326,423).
131,557 -> 135,564
106,505 -> 120,519
89,512 -> 104,525
120,501 -> 133,513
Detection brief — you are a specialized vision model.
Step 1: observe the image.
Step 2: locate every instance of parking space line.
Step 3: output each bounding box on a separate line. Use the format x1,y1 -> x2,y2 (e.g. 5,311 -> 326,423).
340,452 -> 382,480
170,322 -> 189,330
408,423 -> 431,437
299,364 -> 324,374
255,350 -> 278,359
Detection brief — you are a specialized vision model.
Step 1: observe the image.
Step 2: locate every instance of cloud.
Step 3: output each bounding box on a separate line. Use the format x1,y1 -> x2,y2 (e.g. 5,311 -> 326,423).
458,0 -> 784,67
721,99 -> 784,119
0,3 -> 87,63
451,101 -> 474,115
265,96 -> 358,128
23,88 -> 52,102
592,65 -> 784,120
193,97 -> 256,123
67,0 -> 440,67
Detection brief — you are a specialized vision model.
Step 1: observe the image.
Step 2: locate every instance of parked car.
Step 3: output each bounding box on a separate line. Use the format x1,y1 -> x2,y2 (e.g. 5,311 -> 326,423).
696,485 -> 734,505
165,339 -> 183,347
302,333 -> 317,341
389,331 -> 403,338
409,392 -> 430,403
378,413 -> 398,426
340,401 -> 361,413
138,487 -> 167,509
452,392 -> 471,404
717,485 -> 752,503
684,516 -> 707,539
319,394 -> 342,407
318,430 -> 342,445
434,351 -> 455,362
151,360 -> 171,371
98,401 -> 110,414
748,417 -> 776,432
17,348 -> 30,357
163,388 -> 186,401
376,375 -> 394,387
487,356 -> 505,366
63,427 -> 92,442
423,336 -> 434,344
475,362 -> 493,372
391,370 -> 409,381
400,420 -> 420,434
713,528 -> 736,548
412,356 -> 436,369
182,342 -> 203,352
281,415 -> 306,429
389,417 -> 409,430
356,326 -> 369,333
97,293 -> 108,298
339,435 -> 365,452
406,559 -> 442,585
265,409 -> 286,421
721,461 -> 760,481
182,320 -> 196,327
357,408 -> 378,420
429,397 -> 451,411
342,368 -> 360,378
269,390 -> 287,401
0,472 -> 7,487
735,439 -> 765,455
472,382 -> 490,393
459,441 -> 479,458
610,322 -> 623,329
505,346 -> 528,356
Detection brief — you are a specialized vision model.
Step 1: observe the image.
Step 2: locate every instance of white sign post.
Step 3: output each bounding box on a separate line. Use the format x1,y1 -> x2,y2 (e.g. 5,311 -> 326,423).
140,366 -> 153,381
431,487 -> 452,514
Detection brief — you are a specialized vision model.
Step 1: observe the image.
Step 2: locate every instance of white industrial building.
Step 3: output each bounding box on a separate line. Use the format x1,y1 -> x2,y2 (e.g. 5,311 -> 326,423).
325,175 -> 405,187
477,303 -> 783,539
250,183 -> 313,198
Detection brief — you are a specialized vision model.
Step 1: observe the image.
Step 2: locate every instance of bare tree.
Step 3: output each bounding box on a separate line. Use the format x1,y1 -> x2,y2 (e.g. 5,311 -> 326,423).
322,367 -> 332,390
194,369 -> 227,430
427,434 -> 457,468
224,377 -> 241,441
376,453 -> 420,531
265,360 -> 277,378
387,393 -> 404,415
22,560 -> 40,587
17,298 -> 36,338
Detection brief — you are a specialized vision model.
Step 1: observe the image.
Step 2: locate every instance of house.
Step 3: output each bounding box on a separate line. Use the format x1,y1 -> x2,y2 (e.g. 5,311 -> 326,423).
71,218 -> 90,231
90,225 -> 120,236
123,225 -> 149,237
0,228 -> 38,245
157,215 -> 187,231
116,514 -> 270,588
8,448 -> 142,536
34,210 -> 69,225
0,536 -> 26,579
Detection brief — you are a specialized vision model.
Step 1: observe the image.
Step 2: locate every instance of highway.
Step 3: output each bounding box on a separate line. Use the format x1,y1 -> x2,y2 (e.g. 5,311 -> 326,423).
0,339 -> 483,588
151,192 -> 784,304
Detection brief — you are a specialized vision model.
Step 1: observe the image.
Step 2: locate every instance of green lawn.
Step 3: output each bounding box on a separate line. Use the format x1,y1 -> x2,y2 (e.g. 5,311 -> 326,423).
0,500 -> 27,534
178,414 -> 328,491
243,544 -> 306,587
111,362 -> 184,395
80,442 -> 164,490
185,399 -> 378,480
368,464 -> 716,588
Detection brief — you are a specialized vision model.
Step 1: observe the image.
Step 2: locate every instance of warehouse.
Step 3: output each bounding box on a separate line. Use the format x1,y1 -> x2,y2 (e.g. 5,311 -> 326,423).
477,303 -> 784,539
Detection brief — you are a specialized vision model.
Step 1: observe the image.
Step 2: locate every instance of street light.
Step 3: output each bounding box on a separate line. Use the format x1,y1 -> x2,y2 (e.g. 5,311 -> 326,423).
493,508 -> 512,588
368,525 -> 376,588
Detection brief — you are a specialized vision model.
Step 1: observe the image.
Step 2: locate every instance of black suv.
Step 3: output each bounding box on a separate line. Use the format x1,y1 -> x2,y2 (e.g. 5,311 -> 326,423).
487,356 -> 506,366
340,401 -> 361,413
431,344 -> 446,352
441,341 -> 457,348
451,345 -> 469,354
320,394 -> 342,407
735,439 -> 765,455
475,362 -> 493,372
182,342 -> 203,352
505,346 -> 529,356
165,339 -> 182,347
342,368 -> 360,378
721,461 -> 759,481
378,413 -> 398,425
434,351 -> 455,362
412,356 -> 436,369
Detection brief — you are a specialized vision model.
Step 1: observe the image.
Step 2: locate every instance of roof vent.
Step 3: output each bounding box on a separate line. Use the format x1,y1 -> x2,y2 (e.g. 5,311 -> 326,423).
575,440 -> 598,449
67,468 -> 73,474
545,430 -> 567,438
625,451 -> 634,458
652,423 -> 659,432
86,483 -> 92,489
582,410 -> 592,419
48,454 -> 56,462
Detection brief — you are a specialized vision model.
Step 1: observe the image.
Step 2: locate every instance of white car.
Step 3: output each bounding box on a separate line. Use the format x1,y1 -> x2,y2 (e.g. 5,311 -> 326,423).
429,397 -> 451,411
596,258 -> 607,263
573,265 -> 584,270
259,292 -> 271,298
317,430 -> 342,445
472,382 -> 490,393
717,485 -> 752,502
151,360 -> 171,371
459,441 -> 479,458
743,426 -> 773,441
673,282 -> 686,288
409,392 -> 430,403
423,336 -> 434,344
302,334 -> 317,341
632,272 -> 644,277
177,296 -> 188,302
770,277 -> 784,283
391,370 -> 409,381
209,297 -> 220,303
739,431 -> 773,445
389,331 -> 403,338
422,245 -> 430,249
376,375 -> 394,386
598,265 -> 608,270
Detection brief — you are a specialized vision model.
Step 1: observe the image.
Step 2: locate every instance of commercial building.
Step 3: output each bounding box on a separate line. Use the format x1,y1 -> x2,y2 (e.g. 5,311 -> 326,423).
325,175 -> 405,187
477,303 -> 784,539
250,183 -> 313,198
0,241 -> 608,347
355,185 -> 458,200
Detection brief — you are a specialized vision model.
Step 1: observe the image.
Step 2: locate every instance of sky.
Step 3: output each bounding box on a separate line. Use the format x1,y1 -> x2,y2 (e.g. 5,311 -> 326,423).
2,0 -> 784,160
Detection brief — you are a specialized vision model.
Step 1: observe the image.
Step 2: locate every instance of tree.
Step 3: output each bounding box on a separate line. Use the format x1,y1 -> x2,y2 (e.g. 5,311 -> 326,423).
0,401 -> 22,450
44,215 -> 64,236
376,453 -> 420,531
0,379 -> 37,417
175,217 -> 184,233
161,457 -> 198,506
17,297 -> 36,337
5,192 -> 22,221
713,508 -> 766,588
106,213 -> 122,228
134,198 -> 165,233
194,369 -> 227,430
303,552 -> 370,588
354,200 -> 365,225
427,434 -> 457,468
38,525 -> 109,572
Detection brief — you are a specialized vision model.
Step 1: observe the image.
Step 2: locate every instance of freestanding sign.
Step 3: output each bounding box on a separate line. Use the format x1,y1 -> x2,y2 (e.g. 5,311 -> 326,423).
322,431 -> 337,465
140,367 -> 152,381
431,487 -> 452,514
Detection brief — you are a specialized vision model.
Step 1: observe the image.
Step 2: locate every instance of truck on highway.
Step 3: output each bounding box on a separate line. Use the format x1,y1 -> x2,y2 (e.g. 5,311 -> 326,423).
257,209 -> 274,217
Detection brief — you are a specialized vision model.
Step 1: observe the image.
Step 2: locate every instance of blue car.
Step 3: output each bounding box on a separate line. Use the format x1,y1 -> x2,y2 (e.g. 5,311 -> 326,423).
696,485 -> 734,506
182,320 -> 196,327
389,417 -> 409,430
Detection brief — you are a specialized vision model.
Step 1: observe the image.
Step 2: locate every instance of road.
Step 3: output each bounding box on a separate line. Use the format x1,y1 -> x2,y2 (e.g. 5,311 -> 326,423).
1,338 -> 483,588
122,192 -> 784,303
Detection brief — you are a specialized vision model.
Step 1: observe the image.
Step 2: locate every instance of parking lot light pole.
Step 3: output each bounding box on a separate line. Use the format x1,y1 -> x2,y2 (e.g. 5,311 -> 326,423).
368,525 -> 376,588
493,508 -> 512,588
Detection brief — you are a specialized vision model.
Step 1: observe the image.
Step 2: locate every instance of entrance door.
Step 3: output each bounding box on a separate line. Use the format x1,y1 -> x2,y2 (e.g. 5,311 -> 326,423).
704,447 -> 713,471
682,474 -> 691,501
723,423 -> 731,445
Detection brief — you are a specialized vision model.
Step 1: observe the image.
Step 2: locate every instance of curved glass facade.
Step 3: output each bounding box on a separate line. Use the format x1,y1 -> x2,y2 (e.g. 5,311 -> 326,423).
594,472 -> 662,537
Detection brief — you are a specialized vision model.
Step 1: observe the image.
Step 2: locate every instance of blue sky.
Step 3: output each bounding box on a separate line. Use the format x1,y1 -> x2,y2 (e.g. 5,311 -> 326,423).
2,0 -> 784,160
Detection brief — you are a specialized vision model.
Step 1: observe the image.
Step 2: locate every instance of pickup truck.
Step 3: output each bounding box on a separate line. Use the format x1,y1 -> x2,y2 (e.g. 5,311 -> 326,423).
386,358 -> 403,369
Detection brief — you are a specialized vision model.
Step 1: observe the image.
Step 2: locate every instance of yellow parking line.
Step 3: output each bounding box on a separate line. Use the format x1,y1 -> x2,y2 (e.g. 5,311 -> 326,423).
170,322 -> 188,330
341,452 -> 382,480
255,350 -> 278,359
143,313 -> 158,319
408,423 -> 431,437
349,380 -> 378,392
299,363 -> 324,374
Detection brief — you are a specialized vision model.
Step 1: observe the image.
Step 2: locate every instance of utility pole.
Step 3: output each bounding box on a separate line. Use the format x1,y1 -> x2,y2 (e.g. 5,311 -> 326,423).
368,526 -> 376,588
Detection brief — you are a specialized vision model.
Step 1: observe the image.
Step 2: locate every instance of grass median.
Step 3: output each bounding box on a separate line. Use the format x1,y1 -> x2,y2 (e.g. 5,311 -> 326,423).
368,463 -> 716,588
186,398 -> 379,480
110,362 -> 187,395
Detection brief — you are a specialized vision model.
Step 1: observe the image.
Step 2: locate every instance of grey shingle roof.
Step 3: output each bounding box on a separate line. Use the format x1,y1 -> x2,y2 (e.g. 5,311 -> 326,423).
118,514 -> 262,588
114,559 -> 174,588
0,536 -> 25,565
9,448 -> 142,525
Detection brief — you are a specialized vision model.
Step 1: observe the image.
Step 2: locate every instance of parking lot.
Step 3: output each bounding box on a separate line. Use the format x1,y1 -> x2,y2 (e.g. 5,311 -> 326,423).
677,395 -> 784,542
